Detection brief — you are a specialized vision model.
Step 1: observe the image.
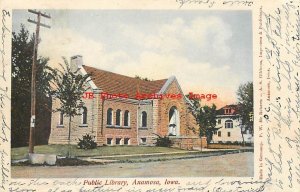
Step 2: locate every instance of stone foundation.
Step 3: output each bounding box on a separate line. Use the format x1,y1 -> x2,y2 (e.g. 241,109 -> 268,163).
170,136 -> 207,150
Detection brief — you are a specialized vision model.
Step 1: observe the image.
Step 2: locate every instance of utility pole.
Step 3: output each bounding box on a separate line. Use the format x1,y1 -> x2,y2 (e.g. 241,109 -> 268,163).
28,9 -> 51,154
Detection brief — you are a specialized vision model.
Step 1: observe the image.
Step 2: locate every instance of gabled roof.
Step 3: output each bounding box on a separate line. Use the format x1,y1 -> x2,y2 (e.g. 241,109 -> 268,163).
83,65 -> 168,99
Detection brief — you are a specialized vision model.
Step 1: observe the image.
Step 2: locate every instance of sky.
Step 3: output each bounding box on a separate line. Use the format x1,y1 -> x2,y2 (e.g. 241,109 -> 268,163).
12,10 -> 252,108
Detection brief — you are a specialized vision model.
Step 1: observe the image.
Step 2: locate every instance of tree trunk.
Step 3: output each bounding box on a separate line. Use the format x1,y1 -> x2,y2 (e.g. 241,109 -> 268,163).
68,116 -> 72,143
240,125 -> 245,147
68,116 -> 72,157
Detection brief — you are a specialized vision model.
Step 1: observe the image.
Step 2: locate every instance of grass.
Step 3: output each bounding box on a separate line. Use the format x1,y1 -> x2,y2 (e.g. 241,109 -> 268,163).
11,145 -> 187,160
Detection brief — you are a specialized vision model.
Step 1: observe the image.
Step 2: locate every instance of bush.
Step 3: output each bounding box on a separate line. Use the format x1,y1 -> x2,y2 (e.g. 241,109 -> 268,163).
77,134 -> 97,149
154,135 -> 173,147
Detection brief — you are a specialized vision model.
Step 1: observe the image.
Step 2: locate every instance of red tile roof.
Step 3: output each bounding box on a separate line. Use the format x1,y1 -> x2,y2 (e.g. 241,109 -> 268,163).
83,65 -> 167,99
217,104 -> 239,115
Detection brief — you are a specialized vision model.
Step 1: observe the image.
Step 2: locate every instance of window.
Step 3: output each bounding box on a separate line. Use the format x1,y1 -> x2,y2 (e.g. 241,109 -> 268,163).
228,132 -> 231,137
218,119 -> 221,124
116,138 -> 122,145
82,107 -> 87,125
107,138 -> 113,145
124,110 -> 130,126
124,138 -> 130,145
59,112 -> 64,125
218,131 -> 221,137
225,120 -> 233,128
141,111 -> 147,127
225,109 -> 232,114
249,128 -> 253,135
107,108 -> 113,125
141,138 -> 147,144
116,109 -> 121,126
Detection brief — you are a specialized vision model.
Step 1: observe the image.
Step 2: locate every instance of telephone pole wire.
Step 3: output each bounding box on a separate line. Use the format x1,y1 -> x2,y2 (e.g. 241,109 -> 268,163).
28,9 -> 51,154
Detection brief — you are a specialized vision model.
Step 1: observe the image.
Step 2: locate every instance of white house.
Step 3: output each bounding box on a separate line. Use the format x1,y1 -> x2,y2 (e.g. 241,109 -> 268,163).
212,104 -> 253,144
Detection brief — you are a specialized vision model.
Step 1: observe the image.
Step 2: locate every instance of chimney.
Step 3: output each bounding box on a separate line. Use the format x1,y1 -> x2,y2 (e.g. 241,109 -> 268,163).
70,55 -> 83,72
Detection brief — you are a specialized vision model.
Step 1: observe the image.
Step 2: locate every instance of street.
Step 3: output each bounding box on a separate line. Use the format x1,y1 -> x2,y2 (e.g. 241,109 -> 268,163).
12,152 -> 253,178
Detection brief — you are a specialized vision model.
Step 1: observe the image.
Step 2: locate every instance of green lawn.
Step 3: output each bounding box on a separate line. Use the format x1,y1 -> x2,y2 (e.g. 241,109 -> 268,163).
11,145 -> 187,160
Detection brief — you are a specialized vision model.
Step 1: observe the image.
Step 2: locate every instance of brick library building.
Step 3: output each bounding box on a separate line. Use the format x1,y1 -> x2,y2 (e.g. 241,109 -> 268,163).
49,55 -> 207,149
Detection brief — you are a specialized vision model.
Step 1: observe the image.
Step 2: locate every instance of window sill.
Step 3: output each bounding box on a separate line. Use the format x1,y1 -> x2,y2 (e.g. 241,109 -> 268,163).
56,125 -> 64,128
139,143 -> 147,145
79,124 -> 88,127
139,127 -> 148,130
106,126 -> 131,129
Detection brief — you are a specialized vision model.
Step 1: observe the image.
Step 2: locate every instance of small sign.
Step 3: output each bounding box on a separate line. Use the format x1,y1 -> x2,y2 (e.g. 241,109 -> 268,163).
30,115 -> 36,128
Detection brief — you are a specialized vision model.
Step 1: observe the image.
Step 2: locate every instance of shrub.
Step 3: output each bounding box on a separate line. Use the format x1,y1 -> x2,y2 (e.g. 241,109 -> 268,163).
154,135 -> 173,147
77,134 -> 97,149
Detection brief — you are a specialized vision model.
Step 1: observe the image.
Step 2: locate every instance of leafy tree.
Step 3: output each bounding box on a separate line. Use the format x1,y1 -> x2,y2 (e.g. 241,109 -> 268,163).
12,25 -> 53,147
189,98 -> 217,143
51,58 -> 90,155
236,82 -> 254,135
134,75 -> 152,81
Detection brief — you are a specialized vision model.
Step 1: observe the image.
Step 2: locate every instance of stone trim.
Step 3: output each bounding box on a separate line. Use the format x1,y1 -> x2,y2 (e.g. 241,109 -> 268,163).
106,126 -> 132,129
78,63 -> 98,90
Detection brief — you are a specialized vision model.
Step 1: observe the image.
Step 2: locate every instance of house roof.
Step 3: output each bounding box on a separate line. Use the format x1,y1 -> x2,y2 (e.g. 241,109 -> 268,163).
217,104 -> 239,115
83,65 -> 168,99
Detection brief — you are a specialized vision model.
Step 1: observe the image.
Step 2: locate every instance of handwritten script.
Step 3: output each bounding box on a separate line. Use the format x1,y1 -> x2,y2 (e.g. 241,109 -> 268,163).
8,178 -> 272,192
0,9 -> 10,192
262,1 -> 300,191
176,0 -> 253,8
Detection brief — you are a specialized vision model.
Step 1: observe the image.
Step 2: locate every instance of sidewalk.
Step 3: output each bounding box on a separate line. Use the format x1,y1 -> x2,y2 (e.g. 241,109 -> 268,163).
12,147 -> 254,165
77,147 -> 253,163
77,150 -> 201,163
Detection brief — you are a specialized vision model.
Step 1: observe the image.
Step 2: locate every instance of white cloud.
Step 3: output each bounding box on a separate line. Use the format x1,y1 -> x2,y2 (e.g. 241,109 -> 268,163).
39,27 -> 132,72
119,16 -> 232,59
39,28 -> 105,67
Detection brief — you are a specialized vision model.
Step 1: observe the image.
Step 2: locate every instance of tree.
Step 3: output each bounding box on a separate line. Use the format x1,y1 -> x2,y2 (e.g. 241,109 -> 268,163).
189,98 -> 217,143
51,58 -> 90,156
134,75 -> 152,81
12,25 -> 53,147
237,81 -> 254,136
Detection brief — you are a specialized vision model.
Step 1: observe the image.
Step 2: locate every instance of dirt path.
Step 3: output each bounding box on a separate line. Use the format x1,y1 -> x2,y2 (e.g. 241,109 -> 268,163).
12,152 -> 253,178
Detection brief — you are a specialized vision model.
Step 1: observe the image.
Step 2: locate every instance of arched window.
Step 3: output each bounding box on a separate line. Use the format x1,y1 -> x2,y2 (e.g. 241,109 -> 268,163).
168,106 -> 179,136
124,110 -> 130,126
82,107 -> 87,124
59,112 -> 64,125
225,120 -> 233,128
141,111 -> 147,127
107,108 -> 113,125
116,109 -> 122,126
